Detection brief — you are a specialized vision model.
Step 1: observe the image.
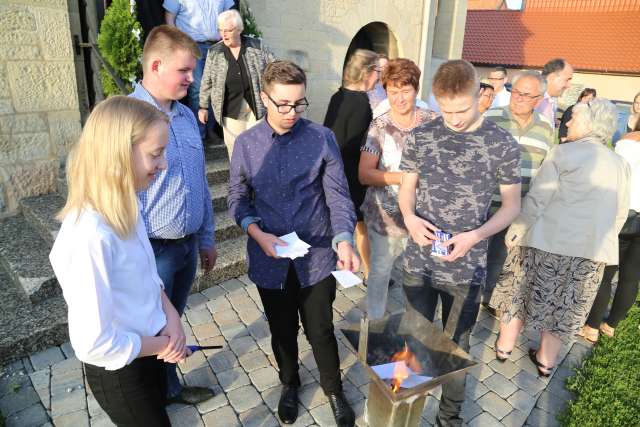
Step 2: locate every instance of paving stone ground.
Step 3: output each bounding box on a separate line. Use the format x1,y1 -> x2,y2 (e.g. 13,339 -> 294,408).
0,275 -> 593,426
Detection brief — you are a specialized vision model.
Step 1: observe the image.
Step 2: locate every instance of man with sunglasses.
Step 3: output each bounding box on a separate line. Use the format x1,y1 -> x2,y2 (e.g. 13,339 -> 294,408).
482,70 -> 555,313
228,60 -> 359,427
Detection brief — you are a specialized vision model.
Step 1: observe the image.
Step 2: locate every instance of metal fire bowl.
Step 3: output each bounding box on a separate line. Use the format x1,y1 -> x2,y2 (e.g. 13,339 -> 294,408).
340,310 -> 477,402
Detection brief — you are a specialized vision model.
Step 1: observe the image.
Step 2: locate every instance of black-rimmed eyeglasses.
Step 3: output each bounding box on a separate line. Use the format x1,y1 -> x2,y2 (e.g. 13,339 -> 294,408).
511,89 -> 542,101
266,93 -> 309,114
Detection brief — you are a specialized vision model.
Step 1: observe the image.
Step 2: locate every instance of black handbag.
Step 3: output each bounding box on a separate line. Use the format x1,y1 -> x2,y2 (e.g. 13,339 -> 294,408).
619,210 -> 640,237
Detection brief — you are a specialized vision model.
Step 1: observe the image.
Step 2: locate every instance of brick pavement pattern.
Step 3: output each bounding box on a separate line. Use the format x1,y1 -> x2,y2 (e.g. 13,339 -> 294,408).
0,275 -> 593,426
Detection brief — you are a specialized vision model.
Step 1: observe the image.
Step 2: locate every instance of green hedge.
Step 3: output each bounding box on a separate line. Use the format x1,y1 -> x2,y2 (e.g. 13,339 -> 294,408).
97,0 -> 143,97
559,301 -> 640,427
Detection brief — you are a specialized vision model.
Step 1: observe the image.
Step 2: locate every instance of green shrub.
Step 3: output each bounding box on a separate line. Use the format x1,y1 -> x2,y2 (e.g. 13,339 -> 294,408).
97,0 -> 143,97
559,302 -> 640,427
239,0 -> 262,38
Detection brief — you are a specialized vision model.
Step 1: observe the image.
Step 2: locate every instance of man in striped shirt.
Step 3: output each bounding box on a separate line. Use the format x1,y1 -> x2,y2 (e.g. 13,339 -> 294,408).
482,70 -> 555,312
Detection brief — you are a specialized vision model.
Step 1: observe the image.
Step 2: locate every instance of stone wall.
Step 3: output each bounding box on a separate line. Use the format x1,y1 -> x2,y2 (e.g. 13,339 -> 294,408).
245,0 -> 430,122
0,0 -> 81,215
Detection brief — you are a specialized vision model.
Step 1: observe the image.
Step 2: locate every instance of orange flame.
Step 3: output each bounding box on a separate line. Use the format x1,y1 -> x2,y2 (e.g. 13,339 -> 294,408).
390,342 -> 422,393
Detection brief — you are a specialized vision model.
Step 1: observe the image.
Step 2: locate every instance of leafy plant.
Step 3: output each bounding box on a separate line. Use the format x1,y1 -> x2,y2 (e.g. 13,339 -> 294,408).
97,0 -> 143,96
239,0 -> 261,38
559,298 -> 640,427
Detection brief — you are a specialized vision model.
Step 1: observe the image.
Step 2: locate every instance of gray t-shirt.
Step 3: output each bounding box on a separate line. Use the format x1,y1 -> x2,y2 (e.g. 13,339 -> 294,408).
400,116 -> 521,287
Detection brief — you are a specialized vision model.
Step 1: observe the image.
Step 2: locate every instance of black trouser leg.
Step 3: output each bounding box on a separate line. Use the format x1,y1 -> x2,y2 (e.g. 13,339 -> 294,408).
402,271 -> 480,427
299,273 -> 341,394
586,234 -> 640,328
258,266 -> 302,387
84,357 -> 170,427
607,235 -> 640,327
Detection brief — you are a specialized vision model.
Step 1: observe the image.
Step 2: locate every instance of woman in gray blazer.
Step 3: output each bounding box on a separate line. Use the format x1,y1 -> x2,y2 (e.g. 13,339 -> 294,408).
490,98 -> 630,376
198,9 -> 275,158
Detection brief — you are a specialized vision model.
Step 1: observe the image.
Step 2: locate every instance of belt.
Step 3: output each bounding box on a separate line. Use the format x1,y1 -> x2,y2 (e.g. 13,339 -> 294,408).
149,234 -> 194,246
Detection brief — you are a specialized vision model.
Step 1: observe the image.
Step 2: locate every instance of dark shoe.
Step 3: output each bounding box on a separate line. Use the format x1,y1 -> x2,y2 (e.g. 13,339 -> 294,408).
167,386 -> 215,405
328,392 -> 355,427
528,348 -> 554,377
494,336 -> 512,362
278,385 -> 299,424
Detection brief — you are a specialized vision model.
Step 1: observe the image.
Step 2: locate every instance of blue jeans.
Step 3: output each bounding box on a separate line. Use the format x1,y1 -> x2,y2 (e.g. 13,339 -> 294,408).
366,228 -> 406,320
188,42 -> 214,140
150,235 -> 198,399
403,272 -> 480,427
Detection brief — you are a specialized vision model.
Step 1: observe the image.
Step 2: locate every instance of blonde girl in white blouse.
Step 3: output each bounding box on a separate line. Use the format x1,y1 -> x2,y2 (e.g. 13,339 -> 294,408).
50,96 -> 189,426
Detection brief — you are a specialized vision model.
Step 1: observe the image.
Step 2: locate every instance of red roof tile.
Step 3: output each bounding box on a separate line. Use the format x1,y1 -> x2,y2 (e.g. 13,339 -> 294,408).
462,9 -> 640,74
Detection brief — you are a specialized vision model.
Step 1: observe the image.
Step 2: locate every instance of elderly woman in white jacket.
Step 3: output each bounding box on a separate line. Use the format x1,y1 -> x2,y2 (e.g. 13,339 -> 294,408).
489,98 -> 630,376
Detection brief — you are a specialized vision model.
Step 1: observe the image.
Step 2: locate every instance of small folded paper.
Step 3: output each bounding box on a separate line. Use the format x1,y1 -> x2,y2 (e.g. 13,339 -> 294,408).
371,361 -> 433,389
275,231 -> 311,259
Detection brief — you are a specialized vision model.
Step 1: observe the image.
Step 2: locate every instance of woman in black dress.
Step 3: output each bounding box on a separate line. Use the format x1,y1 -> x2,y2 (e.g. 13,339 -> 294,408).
324,49 -> 380,279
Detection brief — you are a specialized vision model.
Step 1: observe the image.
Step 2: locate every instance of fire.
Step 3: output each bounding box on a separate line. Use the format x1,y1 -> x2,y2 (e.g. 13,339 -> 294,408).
390,342 -> 422,392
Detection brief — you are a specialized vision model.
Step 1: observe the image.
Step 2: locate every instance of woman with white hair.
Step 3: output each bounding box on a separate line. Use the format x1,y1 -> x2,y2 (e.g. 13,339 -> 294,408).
489,98 -> 630,376
199,9 -> 275,158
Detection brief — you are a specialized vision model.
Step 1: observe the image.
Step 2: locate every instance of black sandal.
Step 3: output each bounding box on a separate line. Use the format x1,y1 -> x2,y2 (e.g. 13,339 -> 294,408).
528,348 -> 554,377
494,336 -> 512,362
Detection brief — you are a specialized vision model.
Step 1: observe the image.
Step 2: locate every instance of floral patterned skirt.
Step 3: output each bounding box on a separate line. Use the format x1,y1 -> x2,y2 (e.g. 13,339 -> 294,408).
490,246 -> 605,342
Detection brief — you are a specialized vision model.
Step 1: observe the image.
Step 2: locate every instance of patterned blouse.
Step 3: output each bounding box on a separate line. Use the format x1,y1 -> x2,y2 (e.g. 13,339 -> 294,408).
360,107 -> 438,237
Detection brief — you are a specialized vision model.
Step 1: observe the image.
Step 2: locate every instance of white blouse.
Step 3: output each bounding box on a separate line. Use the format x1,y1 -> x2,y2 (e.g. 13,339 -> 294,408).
50,209 -> 166,370
615,138 -> 640,212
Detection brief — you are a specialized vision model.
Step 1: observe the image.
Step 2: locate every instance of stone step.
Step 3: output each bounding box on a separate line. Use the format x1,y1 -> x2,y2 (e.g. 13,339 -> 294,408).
19,193 -> 242,246
192,235 -> 248,293
19,193 -> 65,246
204,142 -> 228,161
206,158 -> 230,185
210,183 -> 229,212
0,214 -> 60,304
0,268 -> 68,365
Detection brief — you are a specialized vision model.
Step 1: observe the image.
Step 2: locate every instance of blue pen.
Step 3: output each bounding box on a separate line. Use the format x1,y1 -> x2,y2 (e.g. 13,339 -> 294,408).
188,345 -> 223,352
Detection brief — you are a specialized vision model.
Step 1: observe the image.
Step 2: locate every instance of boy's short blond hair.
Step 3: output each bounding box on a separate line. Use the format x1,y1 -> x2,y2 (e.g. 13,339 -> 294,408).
432,60 -> 479,99
142,25 -> 200,71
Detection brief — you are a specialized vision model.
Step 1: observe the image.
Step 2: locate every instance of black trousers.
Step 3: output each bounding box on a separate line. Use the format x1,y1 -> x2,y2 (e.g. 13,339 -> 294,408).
257,265 -> 342,394
84,357 -> 170,427
586,233 -> 640,328
403,272 -> 481,427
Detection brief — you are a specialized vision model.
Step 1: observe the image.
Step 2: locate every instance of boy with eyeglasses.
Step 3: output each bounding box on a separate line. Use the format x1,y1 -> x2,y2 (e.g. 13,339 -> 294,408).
228,60 -> 359,427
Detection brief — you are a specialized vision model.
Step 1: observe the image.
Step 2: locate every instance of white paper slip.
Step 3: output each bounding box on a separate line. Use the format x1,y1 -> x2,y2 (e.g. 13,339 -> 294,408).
371,362 -> 432,389
371,362 -> 405,380
275,232 -> 311,259
331,270 -> 362,288
401,374 -> 432,388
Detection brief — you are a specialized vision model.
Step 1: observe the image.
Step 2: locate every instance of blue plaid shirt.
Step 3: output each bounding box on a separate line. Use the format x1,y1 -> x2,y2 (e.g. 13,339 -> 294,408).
130,83 -> 215,250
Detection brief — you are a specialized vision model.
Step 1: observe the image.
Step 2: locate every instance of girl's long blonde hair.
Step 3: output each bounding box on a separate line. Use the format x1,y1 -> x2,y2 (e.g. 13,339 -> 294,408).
58,96 -> 168,238
342,49 -> 378,87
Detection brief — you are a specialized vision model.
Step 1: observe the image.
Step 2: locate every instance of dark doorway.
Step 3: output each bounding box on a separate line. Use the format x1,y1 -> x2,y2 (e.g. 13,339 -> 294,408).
343,22 -> 399,71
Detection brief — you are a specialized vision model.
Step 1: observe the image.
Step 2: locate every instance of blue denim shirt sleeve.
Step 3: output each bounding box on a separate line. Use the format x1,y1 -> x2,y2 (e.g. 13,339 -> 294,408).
331,232 -> 355,252
241,216 -> 262,232
228,135 -> 260,226
322,130 -> 358,236
162,0 -> 180,14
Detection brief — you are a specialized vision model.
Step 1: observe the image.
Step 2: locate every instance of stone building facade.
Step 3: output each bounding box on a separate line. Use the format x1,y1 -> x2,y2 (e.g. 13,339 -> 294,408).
0,0 -> 82,216
245,0 -> 468,122
0,0 -> 467,215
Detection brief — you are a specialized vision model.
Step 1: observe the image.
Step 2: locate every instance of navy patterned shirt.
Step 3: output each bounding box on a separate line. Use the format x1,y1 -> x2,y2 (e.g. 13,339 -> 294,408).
228,117 -> 356,289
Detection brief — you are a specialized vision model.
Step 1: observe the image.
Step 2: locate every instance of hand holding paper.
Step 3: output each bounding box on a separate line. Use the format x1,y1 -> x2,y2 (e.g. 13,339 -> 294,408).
275,232 -> 311,260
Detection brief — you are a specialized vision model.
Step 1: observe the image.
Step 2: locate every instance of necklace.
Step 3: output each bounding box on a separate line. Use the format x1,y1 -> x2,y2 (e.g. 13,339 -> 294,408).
391,108 -> 418,130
